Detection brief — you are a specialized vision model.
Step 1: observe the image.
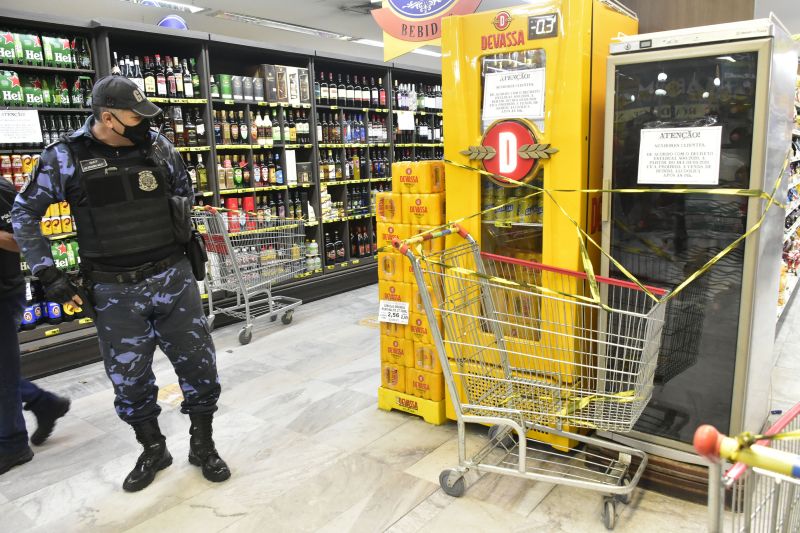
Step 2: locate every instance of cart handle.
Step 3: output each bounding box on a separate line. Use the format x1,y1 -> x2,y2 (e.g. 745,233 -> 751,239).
392,224 -> 470,255
693,421 -> 800,481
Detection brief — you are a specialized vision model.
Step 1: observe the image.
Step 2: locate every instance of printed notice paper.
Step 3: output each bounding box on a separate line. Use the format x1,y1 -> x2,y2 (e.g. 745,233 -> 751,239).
0,110 -> 43,145
482,68 -> 545,124
379,300 -> 409,325
637,126 -> 722,185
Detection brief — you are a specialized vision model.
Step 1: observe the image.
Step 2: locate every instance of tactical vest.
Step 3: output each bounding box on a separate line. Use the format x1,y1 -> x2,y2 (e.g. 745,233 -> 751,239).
66,138 -> 177,261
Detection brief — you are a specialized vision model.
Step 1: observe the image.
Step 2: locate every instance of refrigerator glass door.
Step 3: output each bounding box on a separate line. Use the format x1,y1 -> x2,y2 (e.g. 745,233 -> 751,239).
608,51 -> 758,443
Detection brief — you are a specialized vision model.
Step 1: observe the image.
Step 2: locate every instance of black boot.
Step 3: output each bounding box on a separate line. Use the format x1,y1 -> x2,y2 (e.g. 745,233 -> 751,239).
123,419 -> 173,492
188,414 -> 230,482
0,447 -> 34,476
25,394 -> 70,446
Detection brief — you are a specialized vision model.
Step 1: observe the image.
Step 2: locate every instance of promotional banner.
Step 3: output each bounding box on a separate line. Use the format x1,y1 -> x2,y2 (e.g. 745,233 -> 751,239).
372,0 -> 482,61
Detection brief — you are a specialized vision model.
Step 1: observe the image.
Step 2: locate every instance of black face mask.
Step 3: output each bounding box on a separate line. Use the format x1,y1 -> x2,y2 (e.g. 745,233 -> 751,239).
109,111 -> 152,145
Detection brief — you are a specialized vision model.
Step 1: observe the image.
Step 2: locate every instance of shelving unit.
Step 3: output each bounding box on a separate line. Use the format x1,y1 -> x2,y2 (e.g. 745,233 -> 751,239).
0,10 -> 443,378
778,64 -> 800,324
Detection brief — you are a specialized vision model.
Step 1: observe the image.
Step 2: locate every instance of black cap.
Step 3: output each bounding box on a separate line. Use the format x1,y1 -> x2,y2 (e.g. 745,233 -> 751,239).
91,75 -> 162,118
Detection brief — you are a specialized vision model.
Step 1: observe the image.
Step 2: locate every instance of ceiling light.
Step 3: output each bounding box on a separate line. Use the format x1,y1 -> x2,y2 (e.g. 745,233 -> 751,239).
657,72 -> 667,82
120,0 -> 207,14
411,49 -> 442,57
215,12 -> 354,40
354,39 -> 385,47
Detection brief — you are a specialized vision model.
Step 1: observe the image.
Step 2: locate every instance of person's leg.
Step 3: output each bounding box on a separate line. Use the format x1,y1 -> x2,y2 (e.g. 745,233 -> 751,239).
92,279 -> 171,491
152,259 -> 228,482
0,293 -> 33,475
21,379 -> 70,446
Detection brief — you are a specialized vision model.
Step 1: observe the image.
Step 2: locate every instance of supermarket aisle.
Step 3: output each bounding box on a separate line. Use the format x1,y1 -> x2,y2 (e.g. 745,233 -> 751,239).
0,284 -> 750,533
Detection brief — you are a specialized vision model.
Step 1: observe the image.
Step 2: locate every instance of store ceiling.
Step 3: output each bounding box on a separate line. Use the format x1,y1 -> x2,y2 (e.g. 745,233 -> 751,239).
0,0 -> 528,71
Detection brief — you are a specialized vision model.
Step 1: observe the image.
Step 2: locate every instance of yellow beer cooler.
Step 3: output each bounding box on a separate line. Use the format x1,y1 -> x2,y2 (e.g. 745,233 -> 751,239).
440,0 -> 638,448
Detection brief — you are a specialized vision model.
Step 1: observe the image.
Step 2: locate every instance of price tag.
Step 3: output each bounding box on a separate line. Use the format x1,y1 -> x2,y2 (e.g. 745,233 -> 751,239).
224,99 -> 234,105
78,317 -> 93,325
341,262 -> 349,267
379,300 -> 409,325
352,259 -> 360,265
44,328 -> 60,337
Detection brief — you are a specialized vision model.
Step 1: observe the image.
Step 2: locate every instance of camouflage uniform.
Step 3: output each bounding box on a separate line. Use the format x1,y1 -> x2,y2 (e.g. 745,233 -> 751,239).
11,117 -> 221,425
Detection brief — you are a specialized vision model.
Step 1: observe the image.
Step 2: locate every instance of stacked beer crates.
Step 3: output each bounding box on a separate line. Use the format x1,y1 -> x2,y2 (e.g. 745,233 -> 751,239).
376,160 -> 447,424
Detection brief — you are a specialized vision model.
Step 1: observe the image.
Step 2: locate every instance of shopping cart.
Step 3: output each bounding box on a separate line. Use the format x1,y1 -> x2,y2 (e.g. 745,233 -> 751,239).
395,225 -> 668,530
694,404 -> 800,532
193,208 -> 305,345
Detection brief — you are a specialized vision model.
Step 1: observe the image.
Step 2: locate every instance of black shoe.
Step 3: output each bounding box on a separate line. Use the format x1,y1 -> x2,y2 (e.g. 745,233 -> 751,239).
123,419 -> 173,493
26,394 -> 70,446
0,447 -> 34,476
188,414 -> 230,483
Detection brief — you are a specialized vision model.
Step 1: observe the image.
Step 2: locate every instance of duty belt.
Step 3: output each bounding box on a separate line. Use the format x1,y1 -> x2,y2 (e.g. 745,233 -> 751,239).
85,251 -> 185,284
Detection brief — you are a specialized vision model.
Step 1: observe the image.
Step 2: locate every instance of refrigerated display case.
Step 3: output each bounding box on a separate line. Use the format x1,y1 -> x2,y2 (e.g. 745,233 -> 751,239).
600,18 -> 798,458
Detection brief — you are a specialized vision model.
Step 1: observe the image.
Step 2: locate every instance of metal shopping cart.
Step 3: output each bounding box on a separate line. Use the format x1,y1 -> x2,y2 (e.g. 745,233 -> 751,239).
695,404 -> 800,532
193,208 -> 305,345
395,225 -> 668,530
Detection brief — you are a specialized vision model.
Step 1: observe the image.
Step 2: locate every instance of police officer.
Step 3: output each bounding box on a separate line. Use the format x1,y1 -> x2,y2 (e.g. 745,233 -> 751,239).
0,176 -> 70,476
12,75 -> 229,492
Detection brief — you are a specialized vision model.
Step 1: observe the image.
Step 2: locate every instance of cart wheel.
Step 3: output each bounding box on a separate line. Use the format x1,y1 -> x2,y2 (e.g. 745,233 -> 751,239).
616,475 -> 632,505
487,425 -> 516,449
206,315 -> 215,332
439,469 -> 466,498
602,498 -> 617,530
238,327 -> 252,345
281,311 -> 294,325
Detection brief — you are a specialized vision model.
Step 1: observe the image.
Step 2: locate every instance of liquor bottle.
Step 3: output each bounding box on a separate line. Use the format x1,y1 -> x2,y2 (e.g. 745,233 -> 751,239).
155,55 -> 167,97
271,109 -> 281,143
267,153 -> 277,185
241,156 -> 251,188
229,111 -> 239,144
334,231 -> 345,263
362,76 -> 370,108
232,155 -> 243,188
378,77 -> 386,108
163,114 -> 175,145
190,58 -> 201,97
337,74 -> 346,105
263,110 -> 273,146
196,153 -> 207,191
370,77 -> 379,108
346,75 -> 355,107
268,195 -> 277,218
274,152 -> 284,185
129,56 -> 144,93
209,75 -> 220,99
359,226 -> 367,257
352,150 -> 361,180
329,72 -> 338,105
250,111 -> 259,145
353,76 -> 361,107
111,52 -> 121,76
195,109 -> 206,144
213,111 -> 222,144
221,110 -> 231,144
173,107 -> 185,147
315,113 -> 323,143
142,56 -> 156,97
314,73 -> 321,104
75,38 -> 92,70
216,156 -> 225,190
185,152 -> 197,191
165,57 -> 177,98
319,71 -> 328,105
253,153 -> 262,187
261,154 -> 270,185
277,195 -> 286,218
288,111 -> 297,143
281,112 -> 290,143
173,56 -> 185,98
350,226 -> 357,257
182,59 -> 193,98
238,111 -> 247,145
185,109 -> 197,146
324,232 -> 335,265
335,152 -> 343,180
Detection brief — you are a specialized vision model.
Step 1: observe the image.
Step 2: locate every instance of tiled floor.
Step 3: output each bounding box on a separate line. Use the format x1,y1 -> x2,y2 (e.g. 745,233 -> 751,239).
2,284 -> 798,532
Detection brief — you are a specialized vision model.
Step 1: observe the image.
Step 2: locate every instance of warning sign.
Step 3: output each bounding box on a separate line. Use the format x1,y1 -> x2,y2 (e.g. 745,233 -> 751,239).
637,126 -> 722,185
482,68 -> 545,124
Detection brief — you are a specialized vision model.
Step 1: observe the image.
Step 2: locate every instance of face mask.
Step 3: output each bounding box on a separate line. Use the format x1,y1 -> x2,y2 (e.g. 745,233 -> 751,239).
109,111 -> 152,145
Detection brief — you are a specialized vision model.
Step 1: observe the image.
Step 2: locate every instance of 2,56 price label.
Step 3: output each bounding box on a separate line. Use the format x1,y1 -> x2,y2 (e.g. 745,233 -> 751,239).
378,300 -> 409,325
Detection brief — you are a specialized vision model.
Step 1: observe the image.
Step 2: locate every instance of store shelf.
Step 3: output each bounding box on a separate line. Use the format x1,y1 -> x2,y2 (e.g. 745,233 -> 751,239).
319,143 -> 346,149
288,183 -> 314,188
321,179 -> 370,186
195,191 -> 215,197
176,146 -> 211,152
392,109 -> 443,117
317,104 -> 390,113
219,186 -> 288,195
283,143 -> 314,149
0,64 -> 95,75
149,97 -> 207,105
1,106 -> 91,114
323,256 -> 377,272
778,273 -> 800,320
17,317 -> 95,345
215,144 -> 252,150
370,177 -> 392,182
48,232 -> 77,241
212,98 -> 311,109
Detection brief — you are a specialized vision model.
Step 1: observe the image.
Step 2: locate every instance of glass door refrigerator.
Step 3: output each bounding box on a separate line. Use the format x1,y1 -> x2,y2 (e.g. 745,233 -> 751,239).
600,17 -> 798,461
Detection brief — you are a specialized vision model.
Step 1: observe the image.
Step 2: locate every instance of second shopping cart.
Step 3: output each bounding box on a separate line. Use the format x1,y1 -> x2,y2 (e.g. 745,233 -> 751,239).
395,224 -> 668,530
193,208 -> 306,345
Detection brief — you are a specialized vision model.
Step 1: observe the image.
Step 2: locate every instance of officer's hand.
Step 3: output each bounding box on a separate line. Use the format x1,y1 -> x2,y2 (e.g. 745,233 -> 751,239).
37,266 -> 79,305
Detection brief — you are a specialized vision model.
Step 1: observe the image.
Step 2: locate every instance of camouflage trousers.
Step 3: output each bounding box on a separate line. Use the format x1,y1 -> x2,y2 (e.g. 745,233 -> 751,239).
91,258 -> 220,425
